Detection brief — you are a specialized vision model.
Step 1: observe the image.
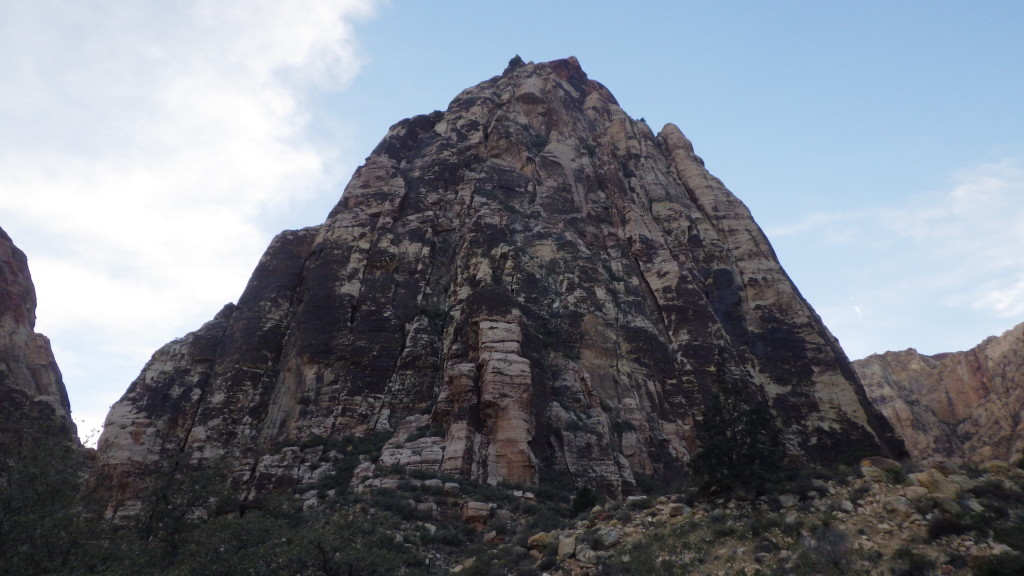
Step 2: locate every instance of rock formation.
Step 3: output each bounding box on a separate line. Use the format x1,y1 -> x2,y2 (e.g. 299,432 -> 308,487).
855,321 -> 1024,464
93,57 -> 902,515
0,226 -> 78,447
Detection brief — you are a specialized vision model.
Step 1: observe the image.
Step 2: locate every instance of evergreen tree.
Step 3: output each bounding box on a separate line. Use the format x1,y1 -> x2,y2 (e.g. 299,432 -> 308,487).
690,374 -> 786,495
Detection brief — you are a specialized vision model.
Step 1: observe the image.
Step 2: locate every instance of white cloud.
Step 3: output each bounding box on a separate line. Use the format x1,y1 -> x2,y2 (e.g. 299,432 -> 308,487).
974,277 -> 1024,317
765,211 -> 853,238
767,157 -> 1024,359
883,159 -> 1024,316
0,0 -> 380,444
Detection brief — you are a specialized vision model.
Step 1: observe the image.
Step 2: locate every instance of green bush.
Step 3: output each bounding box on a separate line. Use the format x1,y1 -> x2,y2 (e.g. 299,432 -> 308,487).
926,514 -> 971,540
157,508 -> 427,576
423,524 -> 476,548
971,479 -> 1024,503
785,525 -> 854,576
993,522 -> 1024,550
690,376 -> 787,496
458,545 -> 532,576
973,552 -> 1024,576
572,486 -> 600,516
891,546 -> 935,576
0,434 -> 113,576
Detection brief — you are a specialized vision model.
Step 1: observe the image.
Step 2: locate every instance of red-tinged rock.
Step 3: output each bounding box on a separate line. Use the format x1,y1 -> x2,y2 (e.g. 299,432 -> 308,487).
91,57 -> 903,514
856,322 -> 1024,462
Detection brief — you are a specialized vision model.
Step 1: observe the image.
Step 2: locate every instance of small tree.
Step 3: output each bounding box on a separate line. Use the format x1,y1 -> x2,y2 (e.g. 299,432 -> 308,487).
0,430 -> 109,575
690,375 -> 786,496
572,486 -> 600,516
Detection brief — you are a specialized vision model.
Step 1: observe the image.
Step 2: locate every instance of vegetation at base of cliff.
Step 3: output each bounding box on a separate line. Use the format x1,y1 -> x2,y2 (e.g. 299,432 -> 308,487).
690,374 -> 789,496
973,552 -> 1024,576
129,504 -> 426,576
0,434 -> 429,576
7,428 -> 1024,576
0,432 -> 107,576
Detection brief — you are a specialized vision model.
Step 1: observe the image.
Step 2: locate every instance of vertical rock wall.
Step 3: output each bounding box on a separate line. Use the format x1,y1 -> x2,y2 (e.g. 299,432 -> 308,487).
855,322 -> 1024,463
93,57 -> 902,512
0,226 -> 77,447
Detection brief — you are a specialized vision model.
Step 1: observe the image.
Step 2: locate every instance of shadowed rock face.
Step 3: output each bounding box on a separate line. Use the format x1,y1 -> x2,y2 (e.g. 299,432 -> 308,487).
93,57 -> 901,513
0,227 -> 77,447
855,322 -> 1024,464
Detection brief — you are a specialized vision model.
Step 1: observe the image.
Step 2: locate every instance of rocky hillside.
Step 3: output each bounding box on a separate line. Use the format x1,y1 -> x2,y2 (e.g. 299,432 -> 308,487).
855,322 -> 1024,464
0,226 -> 77,447
445,458 -> 1024,575
92,56 -> 902,516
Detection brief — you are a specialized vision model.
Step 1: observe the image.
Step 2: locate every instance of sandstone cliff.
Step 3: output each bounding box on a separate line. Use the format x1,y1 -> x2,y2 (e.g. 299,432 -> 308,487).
0,226 -> 77,447
93,57 -> 901,514
855,322 -> 1024,464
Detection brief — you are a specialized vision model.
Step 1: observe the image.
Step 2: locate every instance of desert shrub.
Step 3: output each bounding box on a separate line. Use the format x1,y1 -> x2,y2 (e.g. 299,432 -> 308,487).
522,506 -> 568,533
891,546 -> 935,576
626,496 -> 652,511
711,522 -> 737,538
572,486 -> 600,516
746,512 -> 783,536
632,472 -> 685,496
848,484 -> 872,504
993,522 -> 1024,550
367,488 -> 432,521
537,554 -> 558,571
423,524 -> 475,548
595,522 -> 703,576
785,525 -> 854,575
594,540 -> 680,575
926,514 -> 972,540
973,552 -> 1024,576
160,508 -> 426,576
458,545 -> 532,576
614,508 -> 634,523
971,479 -> 1024,503
766,465 -> 834,500
884,465 -> 907,485
535,468 -> 576,507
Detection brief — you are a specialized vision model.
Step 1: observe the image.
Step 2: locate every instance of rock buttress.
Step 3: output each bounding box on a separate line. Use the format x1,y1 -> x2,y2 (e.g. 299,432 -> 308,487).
0,226 -> 78,448
94,57 -> 902,512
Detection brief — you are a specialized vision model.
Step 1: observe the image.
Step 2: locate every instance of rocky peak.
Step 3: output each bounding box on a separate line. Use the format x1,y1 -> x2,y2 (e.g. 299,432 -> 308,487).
0,226 -> 78,447
855,321 -> 1024,464
92,57 -> 901,515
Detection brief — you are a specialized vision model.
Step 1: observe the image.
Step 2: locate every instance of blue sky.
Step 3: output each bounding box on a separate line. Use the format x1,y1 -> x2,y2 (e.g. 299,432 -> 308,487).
2,1 -> 1022,443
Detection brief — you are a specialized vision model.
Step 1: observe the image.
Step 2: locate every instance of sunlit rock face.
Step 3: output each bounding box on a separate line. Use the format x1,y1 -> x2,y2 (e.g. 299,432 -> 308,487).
856,322 -> 1024,464
92,57 -> 901,514
0,226 -> 78,448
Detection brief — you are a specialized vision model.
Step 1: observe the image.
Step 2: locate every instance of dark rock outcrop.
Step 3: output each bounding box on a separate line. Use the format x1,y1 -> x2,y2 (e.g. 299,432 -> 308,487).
93,57 -> 902,514
0,226 -> 78,448
855,322 -> 1024,464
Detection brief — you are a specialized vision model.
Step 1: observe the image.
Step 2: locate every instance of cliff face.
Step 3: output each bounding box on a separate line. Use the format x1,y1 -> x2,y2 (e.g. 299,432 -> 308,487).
93,57 -> 901,514
0,227 -> 77,447
855,322 -> 1024,464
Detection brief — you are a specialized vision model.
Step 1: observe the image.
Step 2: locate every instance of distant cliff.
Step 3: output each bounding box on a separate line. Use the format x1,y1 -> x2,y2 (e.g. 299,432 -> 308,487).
0,226 -> 77,447
92,57 -> 902,515
855,322 -> 1024,463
